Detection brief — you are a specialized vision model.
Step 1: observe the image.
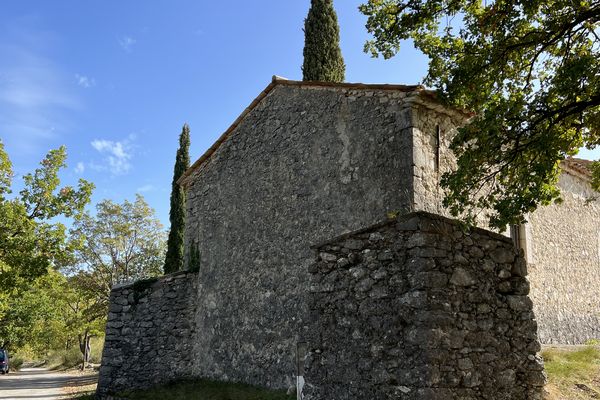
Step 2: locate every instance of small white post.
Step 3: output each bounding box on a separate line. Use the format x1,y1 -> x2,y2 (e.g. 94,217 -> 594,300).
296,342 -> 307,400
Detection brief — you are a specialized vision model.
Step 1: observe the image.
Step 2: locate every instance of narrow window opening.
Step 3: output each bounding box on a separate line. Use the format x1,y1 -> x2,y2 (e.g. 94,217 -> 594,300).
510,224 -> 530,263
510,224 -> 521,249
434,125 -> 441,172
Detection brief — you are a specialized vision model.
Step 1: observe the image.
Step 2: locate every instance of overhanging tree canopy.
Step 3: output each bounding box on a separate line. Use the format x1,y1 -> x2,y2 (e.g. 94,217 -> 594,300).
360,0 -> 600,229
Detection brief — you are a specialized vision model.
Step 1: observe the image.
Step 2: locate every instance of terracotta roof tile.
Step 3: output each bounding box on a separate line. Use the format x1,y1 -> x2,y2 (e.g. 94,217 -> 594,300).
561,157 -> 593,180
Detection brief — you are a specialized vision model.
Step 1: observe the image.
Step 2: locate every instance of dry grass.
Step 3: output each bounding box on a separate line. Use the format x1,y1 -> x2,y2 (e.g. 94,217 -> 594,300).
61,370 -> 98,399
543,346 -> 600,399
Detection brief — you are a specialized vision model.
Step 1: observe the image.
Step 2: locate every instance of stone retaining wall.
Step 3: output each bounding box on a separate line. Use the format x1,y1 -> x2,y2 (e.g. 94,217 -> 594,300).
96,271 -> 198,397
304,212 -> 545,400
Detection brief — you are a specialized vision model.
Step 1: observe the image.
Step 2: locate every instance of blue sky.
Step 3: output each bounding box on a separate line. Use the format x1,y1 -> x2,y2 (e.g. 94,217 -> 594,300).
1,1 -> 597,228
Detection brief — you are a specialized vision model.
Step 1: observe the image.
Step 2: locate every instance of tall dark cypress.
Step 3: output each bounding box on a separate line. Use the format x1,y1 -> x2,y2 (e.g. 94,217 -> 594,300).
302,0 -> 345,82
164,124 -> 190,274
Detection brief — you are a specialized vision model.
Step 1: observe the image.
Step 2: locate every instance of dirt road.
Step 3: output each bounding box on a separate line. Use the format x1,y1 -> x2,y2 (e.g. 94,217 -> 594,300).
0,368 -> 98,400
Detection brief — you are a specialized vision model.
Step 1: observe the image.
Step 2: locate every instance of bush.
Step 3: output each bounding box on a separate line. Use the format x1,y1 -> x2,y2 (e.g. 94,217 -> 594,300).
89,337 -> 104,364
47,347 -> 82,369
10,355 -> 24,371
44,337 -> 105,369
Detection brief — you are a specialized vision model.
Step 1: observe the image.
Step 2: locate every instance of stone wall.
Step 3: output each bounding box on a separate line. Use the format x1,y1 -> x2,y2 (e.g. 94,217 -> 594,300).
183,83 -> 459,390
527,172 -> 600,344
97,271 -> 198,397
304,212 -> 545,400
410,101 -> 463,216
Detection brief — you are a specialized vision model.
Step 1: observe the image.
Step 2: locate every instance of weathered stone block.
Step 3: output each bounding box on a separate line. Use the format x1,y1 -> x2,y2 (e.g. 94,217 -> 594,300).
305,212 -> 543,400
96,271 -> 198,397
450,268 -> 475,287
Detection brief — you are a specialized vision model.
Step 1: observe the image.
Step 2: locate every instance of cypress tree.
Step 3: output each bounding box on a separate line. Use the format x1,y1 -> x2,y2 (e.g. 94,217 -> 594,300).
302,0 -> 345,82
164,124 -> 190,274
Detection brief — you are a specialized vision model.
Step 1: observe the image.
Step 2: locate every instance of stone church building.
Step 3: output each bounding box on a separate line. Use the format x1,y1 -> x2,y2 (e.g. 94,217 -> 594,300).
524,157 -> 600,344
97,77 -> 598,399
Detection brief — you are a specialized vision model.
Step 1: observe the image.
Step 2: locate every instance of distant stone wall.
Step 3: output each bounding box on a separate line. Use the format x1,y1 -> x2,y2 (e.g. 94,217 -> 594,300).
97,271 -> 198,397
527,172 -> 600,344
304,212 -> 545,400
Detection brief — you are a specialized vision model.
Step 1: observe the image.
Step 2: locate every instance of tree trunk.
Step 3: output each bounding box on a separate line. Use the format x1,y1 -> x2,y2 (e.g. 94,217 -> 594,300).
84,335 -> 91,369
78,330 -> 92,370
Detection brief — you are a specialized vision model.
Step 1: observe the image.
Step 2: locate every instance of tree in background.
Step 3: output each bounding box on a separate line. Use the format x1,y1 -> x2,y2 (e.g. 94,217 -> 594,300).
0,144 -> 93,288
302,0 -> 346,82
360,0 -> 599,229
61,272 -> 106,369
164,124 -> 190,274
69,195 -> 166,304
1,195 -> 163,364
0,270 -> 69,353
0,269 -> 106,368
0,143 -> 93,342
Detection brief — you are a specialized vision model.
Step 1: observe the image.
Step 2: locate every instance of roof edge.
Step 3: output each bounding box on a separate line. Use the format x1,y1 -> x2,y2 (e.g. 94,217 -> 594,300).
178,76 -> 469,187
560,157 -> 593,182
178,77 -> 280,187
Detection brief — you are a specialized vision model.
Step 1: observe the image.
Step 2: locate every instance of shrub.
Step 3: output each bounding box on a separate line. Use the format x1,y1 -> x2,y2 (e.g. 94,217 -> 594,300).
10,355 -> 24,371
89,337 -> 104,364
47,347 -> 82,369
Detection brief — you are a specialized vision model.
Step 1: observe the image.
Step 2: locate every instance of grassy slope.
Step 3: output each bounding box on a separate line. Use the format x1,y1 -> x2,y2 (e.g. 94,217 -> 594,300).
543,346 -> 600,399
117,379 -> 294,400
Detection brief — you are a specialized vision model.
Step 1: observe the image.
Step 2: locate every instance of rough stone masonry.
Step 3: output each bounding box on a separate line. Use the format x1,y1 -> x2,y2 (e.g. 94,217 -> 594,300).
97,79 -> 546,398
304,212 -> 545,400
97,271 -> 198,397
96,213 -> 545,399
179,79 -> 464,392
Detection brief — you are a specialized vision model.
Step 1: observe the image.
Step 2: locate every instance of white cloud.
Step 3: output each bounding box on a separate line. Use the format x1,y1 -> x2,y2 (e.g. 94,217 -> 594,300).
91,136 -> 134,175
74,162 -> 85,174
137,184 -> 155,193
118,36 -> 136,52
75,74 -> 95,88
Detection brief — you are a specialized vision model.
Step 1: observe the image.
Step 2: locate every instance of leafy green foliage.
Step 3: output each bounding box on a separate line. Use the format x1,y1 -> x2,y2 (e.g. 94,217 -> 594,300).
165,124 -> 190,274
46,338 -> 103,369
302,0 -> 346,82
0,270 -> 70,352
69,195 -> 166,303
9,355 -> 23,371
0,267 -> 106,366
0,144 -> 93,287
360,0 -> 600,229
2,195 -> 165,360
0,143 -> 93,338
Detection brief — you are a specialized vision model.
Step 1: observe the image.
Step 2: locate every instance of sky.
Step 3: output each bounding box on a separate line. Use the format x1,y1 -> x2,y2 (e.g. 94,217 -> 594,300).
1,1 -> 597,229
